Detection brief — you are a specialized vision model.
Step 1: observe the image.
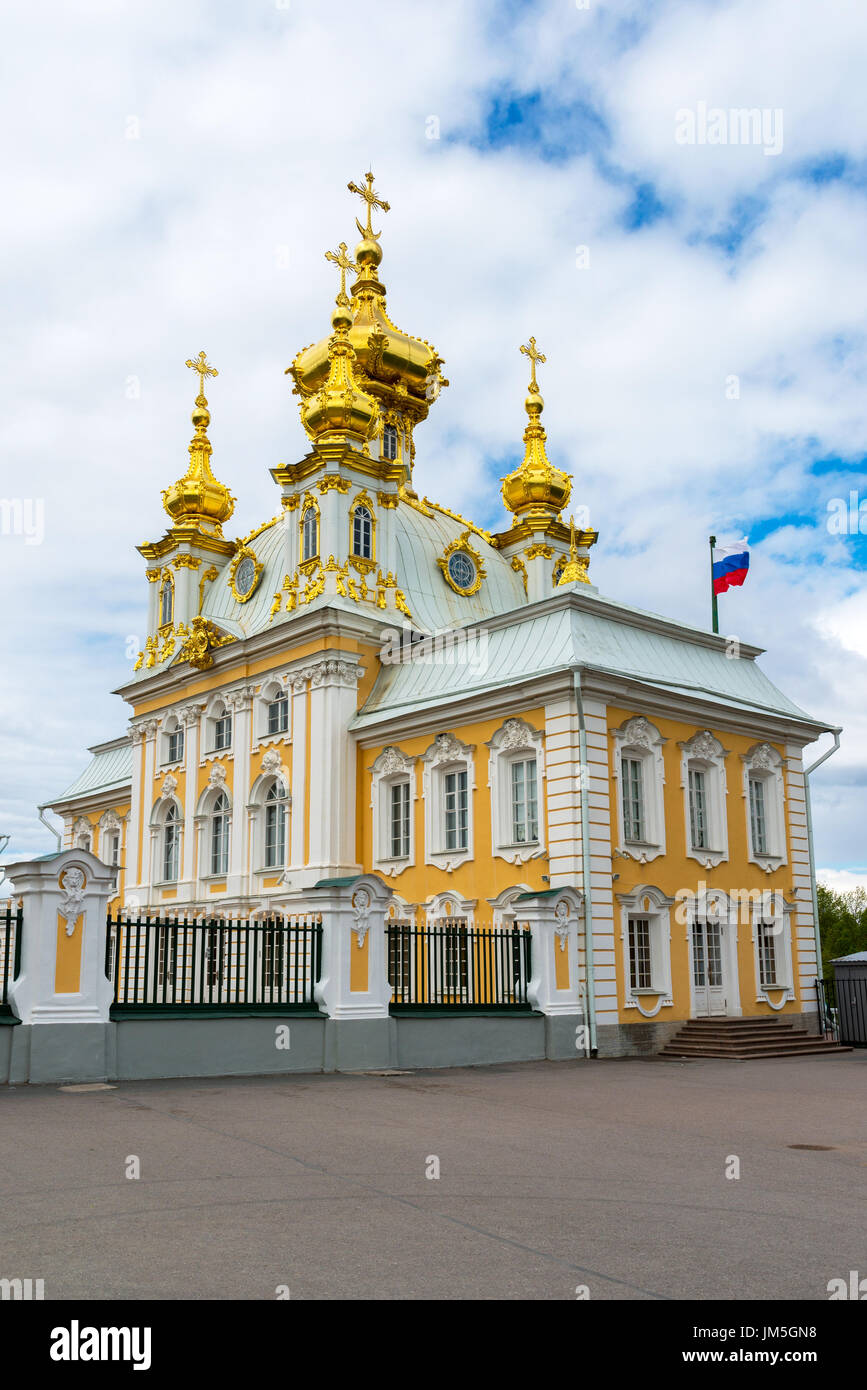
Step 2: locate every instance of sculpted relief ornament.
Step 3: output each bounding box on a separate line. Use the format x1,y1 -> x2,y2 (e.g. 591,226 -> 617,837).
160,774 -> 178,800
58,867 -> 86,935
554,899 -> 572,952
208,763 -> 227,789
261,748 -> 283,775
351,886 -> 372,948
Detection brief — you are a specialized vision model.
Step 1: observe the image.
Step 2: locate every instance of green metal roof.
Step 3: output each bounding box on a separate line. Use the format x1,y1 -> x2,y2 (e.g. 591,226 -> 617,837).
48,739 -> 132,805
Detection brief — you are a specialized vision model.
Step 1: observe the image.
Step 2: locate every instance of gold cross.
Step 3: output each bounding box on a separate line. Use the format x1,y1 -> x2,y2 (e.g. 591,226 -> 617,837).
347,171 -> 390,239
325,242 -> 359,301
185,350 -> 218,399
520,337 -> 546,391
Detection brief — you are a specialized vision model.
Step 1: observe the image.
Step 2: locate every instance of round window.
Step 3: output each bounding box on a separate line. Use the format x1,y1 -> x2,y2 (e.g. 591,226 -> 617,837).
234,555 -> 257,597
448,551 -> 476,591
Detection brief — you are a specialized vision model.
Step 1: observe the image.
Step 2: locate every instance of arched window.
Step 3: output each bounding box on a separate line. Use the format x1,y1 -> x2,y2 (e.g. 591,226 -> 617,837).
302,504 -> 318,561
382,423 -> 398,460
264,781 -> 287,869
210,792 -> 230,876
163,803 -> 180,882
352,505 -> 373,559
160,578 -> 174,628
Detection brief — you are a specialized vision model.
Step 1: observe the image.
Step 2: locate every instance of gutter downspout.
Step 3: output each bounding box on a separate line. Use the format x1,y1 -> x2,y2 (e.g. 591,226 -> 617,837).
38,805 -> 63,852
573,668 -> 598,1057
802,729 -> 841,983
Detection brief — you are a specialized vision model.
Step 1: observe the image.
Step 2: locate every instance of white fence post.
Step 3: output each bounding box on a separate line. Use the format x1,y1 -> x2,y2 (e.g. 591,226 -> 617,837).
511,887 -> 585,1053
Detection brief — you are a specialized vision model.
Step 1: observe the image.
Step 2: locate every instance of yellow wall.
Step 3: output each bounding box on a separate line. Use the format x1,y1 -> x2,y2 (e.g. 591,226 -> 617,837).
358,706 -> 550,906
606,706 -> 802,1021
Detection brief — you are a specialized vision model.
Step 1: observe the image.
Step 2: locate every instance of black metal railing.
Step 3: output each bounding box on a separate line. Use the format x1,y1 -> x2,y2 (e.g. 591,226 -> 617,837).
816,976 -> 838,1040
106,912 -> 323,1011
387,919 -> 532,1011
819,972 -> 867,1047
0,901 -> 22,1014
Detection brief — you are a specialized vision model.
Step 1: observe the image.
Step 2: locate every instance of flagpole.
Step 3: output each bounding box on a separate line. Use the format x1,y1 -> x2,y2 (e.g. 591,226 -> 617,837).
709,534 -> 719,634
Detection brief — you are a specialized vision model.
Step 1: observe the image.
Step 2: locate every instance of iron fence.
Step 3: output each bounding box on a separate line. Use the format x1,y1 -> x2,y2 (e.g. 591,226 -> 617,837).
818,972 -> 867,1047
0,901 -> 22,1013
387,919 -> 532,1010
106,911 -> 322,1011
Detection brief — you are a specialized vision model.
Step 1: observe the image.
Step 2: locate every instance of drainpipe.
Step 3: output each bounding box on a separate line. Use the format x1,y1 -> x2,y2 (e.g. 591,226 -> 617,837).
38,805 -> 62,851
802,729 -> 841,983
573,668 -> 598,1057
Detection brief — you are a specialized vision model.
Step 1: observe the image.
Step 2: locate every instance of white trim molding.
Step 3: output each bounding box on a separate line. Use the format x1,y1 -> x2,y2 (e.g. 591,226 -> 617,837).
741,742 -> 788,874
750,893 -> 796,1008
422,732 -> 476,873
370,746 -> 417,878
486,717 -> 547,866
616,883 -> 674,1016
679,729 -> 730,869
610,715 -> 667,864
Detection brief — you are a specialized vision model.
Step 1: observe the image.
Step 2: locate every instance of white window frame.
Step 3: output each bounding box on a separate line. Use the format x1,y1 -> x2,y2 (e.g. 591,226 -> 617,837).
202,696 -> 233,759
209,791 -> 230,877
610,716 -> 667,863
616,884 -> 674,1016
370,747 -> 417,877
161,801 -> 181,884
161,713 -> 185,767
679,730 -> 730,869
750,897 -> 795,1006
422,733 -> 475,872
741,743 -> 787,872
98,810 -> 122,869
487,718 -> 547,866
256,677 -> 291,745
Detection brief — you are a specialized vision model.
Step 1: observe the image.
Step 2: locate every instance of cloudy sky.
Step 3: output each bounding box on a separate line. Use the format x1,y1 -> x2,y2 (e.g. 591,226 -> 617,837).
1,0 -> 865,889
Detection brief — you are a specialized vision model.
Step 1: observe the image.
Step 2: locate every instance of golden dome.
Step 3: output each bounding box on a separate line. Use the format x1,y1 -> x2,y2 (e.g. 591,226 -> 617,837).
300,303 -> 380,444
161,352 -> 235,533
501,338 -> 572,522
287,174 -> 448,440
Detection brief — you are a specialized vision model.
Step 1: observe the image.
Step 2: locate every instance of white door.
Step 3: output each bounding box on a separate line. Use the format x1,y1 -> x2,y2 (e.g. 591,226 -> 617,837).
692,918 -> 726,1016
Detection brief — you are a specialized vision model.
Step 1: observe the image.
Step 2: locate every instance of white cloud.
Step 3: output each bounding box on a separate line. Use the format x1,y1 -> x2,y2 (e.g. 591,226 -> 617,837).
1,0 -> 866,876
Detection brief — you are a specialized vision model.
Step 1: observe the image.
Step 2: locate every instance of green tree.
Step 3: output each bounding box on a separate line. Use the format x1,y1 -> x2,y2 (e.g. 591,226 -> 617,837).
817,883 -> 867,971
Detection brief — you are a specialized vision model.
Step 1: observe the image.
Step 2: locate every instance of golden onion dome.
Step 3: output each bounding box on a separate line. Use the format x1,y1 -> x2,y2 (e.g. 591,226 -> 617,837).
501,339 -> 571,521
300,305 -> 379,445
161,353 -> 235,533
287,174 -> 448,432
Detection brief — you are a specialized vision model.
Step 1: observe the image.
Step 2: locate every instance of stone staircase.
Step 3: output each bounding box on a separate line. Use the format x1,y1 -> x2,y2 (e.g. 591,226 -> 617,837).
660,1016 -> 851,1060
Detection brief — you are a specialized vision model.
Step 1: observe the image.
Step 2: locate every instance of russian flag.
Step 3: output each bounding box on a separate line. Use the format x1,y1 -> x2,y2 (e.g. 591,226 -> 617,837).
713,539 -> 749,596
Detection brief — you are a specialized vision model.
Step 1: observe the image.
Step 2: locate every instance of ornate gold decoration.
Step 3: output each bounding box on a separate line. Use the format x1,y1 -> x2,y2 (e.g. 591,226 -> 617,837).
347,170 -> 390,239
501,338 -> 572,523
511,555 -> 528,595
282,494 -> 300,510
437,531 -> 486,597
177,616 -> 235,670
237,513 -> 282,548
318,475 -> 351,494
287,173 -> 446,463
160,351 -> 236,538
377,490 -> 399,508
198,564 -> 218,615
349,489 -> 376,566
296,276 -> 379,445
171,554 -> 201,570
557,515 -> 591,586
525,542 -> 554,559
145,568 -> 162,583
227,546 -> 264,603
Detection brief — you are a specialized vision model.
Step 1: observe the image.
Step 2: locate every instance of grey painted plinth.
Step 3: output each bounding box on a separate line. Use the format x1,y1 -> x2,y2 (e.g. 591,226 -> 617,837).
1,1012 -> 590,1084
113,1017 -> 328,1080
5,1023 -> 111,1085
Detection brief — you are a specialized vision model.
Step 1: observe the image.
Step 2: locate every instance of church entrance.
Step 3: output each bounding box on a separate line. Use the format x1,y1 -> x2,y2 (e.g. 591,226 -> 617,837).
691,917 -> 727,1016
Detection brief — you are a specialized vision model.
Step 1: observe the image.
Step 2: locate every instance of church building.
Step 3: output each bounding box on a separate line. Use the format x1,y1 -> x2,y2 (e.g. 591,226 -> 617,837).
44,173 -> 836,1056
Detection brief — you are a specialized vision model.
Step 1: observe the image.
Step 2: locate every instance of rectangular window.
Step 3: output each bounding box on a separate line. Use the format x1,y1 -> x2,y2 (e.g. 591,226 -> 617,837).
211,816 -> 229,876
214,714 -> 232,751
444,770 -> 468,851
688,768 -> 708,850
757,922 -> 778,989
267,697 -> 289,735
442,921 -> 469,996
510,758 -> 539,843
264,799 -> 286,869
749,777 -> 768,855
163,823 -> 179,882
389,781 -> 410,858
105,832 -> 120,867
628,916 -> 652,990
167,729 -> 184,763
622,757 -> 645,842
387,924 -> 411,1000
